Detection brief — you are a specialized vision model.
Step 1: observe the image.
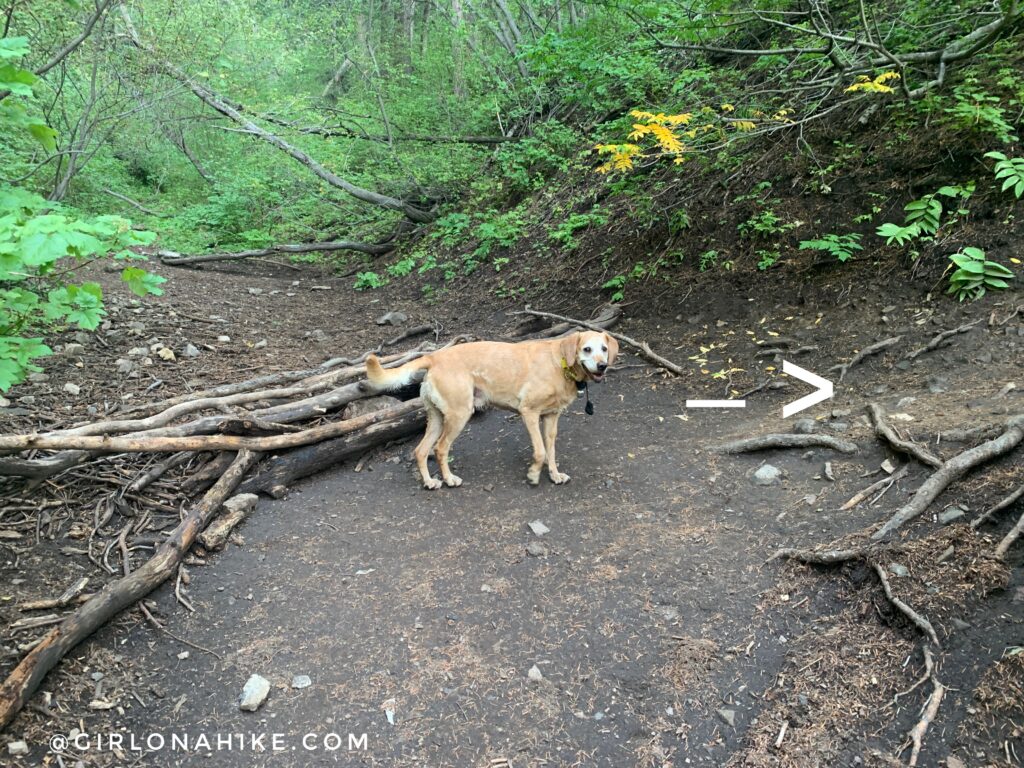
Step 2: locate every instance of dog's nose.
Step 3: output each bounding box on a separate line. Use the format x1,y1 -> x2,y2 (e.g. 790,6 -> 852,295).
597,362 -> 608,372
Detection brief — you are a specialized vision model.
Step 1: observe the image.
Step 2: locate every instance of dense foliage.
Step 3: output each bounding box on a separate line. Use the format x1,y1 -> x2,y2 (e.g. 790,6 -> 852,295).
1,0 -> 1021,387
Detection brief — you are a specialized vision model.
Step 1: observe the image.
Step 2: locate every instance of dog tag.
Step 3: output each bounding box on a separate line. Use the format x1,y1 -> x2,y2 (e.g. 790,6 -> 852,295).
585,400 -> 594,416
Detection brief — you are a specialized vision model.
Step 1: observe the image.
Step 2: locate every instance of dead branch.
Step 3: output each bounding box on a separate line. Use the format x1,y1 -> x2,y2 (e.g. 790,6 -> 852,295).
712,434 -> 858,454
771,545 -> 879,564
0,450 -> 260,731
995,506 -> 1024,558
873,416 -> 1024,540
18,578 -> 89,612
868,403 -> 943,468
829,336 -> 902,383
0,398 -> 424,454
101,188 -> 168,218
904,319 -> 983,360
507,305 -> 622,339
971,482 -> 1024,529
158,239 -> 393,267
905,647 -> 945,767
840,465 -> 911,510
511,307 -> 683,375
197,494 -> 257,551
873,564 -> 940,647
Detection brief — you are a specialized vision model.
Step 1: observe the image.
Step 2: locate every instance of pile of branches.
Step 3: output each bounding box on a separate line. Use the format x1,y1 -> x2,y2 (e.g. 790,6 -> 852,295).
0,306 -> 622,730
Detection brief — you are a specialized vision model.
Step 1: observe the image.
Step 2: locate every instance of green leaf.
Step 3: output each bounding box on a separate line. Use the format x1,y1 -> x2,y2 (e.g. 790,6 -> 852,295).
0,37 -> 29,60
27,123 -> 58,153
121,267 -> 167,297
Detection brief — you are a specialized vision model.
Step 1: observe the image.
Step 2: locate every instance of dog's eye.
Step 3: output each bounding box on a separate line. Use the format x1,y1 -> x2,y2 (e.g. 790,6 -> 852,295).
601,346 -> 607,352
583,346 -> 592,353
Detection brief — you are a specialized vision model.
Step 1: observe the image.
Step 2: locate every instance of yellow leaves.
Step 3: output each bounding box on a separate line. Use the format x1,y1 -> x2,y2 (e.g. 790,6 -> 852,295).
594,143 -> 641,173
732,120 -> 757,132
845,71 -> 901,94
629,110 -> 692,126
720,103 -> 735,112
648,123 -> 684,155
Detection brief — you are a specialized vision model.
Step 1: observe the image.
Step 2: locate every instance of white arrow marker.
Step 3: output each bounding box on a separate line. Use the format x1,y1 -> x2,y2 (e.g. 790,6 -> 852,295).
782,360 -> 834,418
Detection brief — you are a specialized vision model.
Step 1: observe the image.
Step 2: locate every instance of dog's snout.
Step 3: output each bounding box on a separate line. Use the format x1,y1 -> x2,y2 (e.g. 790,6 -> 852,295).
597,362 -> 608,372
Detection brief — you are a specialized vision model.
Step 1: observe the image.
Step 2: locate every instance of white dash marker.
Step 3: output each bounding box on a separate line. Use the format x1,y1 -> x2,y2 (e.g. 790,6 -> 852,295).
685,400 -> 747,409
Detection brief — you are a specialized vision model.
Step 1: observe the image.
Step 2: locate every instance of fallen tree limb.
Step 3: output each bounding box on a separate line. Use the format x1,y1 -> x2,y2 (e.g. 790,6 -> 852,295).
18,578 -> 89,612
904,319 -> 983,360
508,305 -> 621,339
101,188 -> 168,218
873,564 -> 940,647
0,450 -> 260,731
868,403 -> 943,469
995,505 -> 1024,558
158,239 -> 393,267
971,481 -> 1024,530
771,545 -> 879,564
829,336 -> 902,383
511,307 -> 684,375
0,398 -> 424,454
873,416 -> 1024,540
712,434 -> 858,454
239,407 -> 426,497
197,494 -> 257,551
905,647 -> 945,767
840,465 -> 911,510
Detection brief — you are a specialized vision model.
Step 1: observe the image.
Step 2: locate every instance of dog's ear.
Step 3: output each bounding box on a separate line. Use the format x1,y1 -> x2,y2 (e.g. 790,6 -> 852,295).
604,332 -> 619,365
560,332 -> 580,366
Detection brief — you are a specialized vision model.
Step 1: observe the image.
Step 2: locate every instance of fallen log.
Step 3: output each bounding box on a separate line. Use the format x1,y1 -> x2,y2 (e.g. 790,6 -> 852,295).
712,434 -> 858,454
239,407 -> 427,497
0,450 -> 260,731
873,415 -> 1024,540
158,239 -> 393,267
507,305 -> 621,339
0,398 -> 424,454
197,493 -> 258,550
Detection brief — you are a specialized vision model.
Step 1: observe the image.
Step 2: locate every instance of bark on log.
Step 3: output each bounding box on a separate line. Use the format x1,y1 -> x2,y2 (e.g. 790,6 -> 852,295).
712,434 -> 859,454
158,240 -> 393,267
239,408 -> 427,497
197,494 -> 258,551
0,450 -> 259,732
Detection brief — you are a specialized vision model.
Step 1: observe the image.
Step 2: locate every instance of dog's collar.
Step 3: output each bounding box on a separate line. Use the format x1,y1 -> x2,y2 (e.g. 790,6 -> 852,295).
561,357 -> 584,383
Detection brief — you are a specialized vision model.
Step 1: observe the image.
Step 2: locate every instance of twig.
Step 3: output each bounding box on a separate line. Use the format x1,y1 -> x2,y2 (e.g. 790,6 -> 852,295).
771,545 -> 878,564
904,319 -> 982,360
905,647 -> 945,767
841,465 -> 910,510
829,336 -> 902,383
138,603 -> 222,659
18,577 -> 89,612
970,481 -> 1024,529
868,403 -> 943,468
873,564 -> 940,647
995,505 -> 1024,558
713,434 -> 858,454
511,307 -> 684,375
873,416 -> 1024,540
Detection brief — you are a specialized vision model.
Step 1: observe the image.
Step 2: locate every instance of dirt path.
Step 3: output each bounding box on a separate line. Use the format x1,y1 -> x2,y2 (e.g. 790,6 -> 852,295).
2,261 -> 1022,767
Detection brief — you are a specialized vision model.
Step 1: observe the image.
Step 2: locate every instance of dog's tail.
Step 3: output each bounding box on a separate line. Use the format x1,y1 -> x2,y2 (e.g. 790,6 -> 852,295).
365,353 -> 432,391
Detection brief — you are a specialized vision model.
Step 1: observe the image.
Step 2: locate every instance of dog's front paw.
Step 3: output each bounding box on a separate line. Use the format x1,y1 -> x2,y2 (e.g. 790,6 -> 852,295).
444,474 -> 463,487
549,471 -> 571,484
423,477 -> 443,490
526,469 -> 541,486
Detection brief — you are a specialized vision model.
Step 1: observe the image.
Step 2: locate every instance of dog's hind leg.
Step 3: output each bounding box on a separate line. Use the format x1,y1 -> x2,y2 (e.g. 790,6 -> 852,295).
542,413 -> 570,484
415,402 -> 445,490
521,410 -> 547,486
434,402 -> 472,488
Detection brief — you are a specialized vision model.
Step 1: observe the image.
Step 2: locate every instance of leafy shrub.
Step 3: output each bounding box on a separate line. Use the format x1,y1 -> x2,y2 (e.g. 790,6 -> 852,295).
944,77 -> 1017,143
877,184 -> 974,246
431,212 -> 472,247
353,271 -> 387,290
756,249 -> 780,270
472,208 -> 527,259
549,207 -> 608,250
387,256 -> 417,277
947,247 -> 1014,301
985,151 -> 1024,199
799,233 -> 863,262
496,121 -> 580,193
738,209 -> 798,239
699,250 -> 720,272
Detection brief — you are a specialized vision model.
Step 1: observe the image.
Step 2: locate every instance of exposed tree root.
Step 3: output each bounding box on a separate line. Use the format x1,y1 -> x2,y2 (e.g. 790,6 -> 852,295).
0,450 -> 260,731
872,416 -> 1024,540
713,434 -> 858,454
904,319 -> 983,360
994,507 -> 1024,558
158,239 -> 394,267
828,336 -> 902,383
511,307 -> 685,375
868,403 -> 943,469
970,481 -> 1024,530
507,305 -> 622,339
840,465 -> 911,510
903,647 -> 945,767
873,564 -> 940,647
770,545 -> 879,564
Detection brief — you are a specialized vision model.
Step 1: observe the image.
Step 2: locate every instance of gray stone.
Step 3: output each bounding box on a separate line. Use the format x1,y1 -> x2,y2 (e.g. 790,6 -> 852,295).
239,674 -> 271,711
527,665 -> 544,682
116,358 -> 134,373
27,372 -> 49,383
182,343 -> 201,358
63,383 -> 81,396
888,563 -> 909,578
17,396 -> 35,405
7,741 -> 28,756
947,756 -> 967,768
926,375 -> 949,394
304,329 -> 327,343
216,335 -> 231,343
128,346 -> 148,357
895,360 -> 912,371
528,520 -> 550,537
376,310 -> 409,326
895,396 -> 916,409
717,708 -> 736,728
253,339 -> 268,350
291,675 -> 312,689
951,618 -> 971,630
831,408 -> 851,418
791,418 -> 818,435
247,287 -> 263,296
753,464 -> 783,486
526,542 -> 548,558
63,343 -> 85,356
0,396 -> 9,408
223,494 -> 259,515
939,506 -> 966,525
829,422 -> 849,433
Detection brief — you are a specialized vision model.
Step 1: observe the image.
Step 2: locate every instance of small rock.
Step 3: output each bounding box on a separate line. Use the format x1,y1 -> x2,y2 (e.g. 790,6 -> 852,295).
480,584 -> 493,593
177,651 -> 189,660
0,396 -> 9,408
376,310 -> 409,326
870,384 -> 889,395
977,350 -> 993,364
593,711 -> 605,721
527,665 -> 544,682
888,563 -> 909,578
753,464 -> 783,486
90,671 -> 105,682
881,305 -> 897,314
829,422 -> 849,433
791,418 -> 818,435
823,462 -> 835,481
895,396 -> 916,409
64,343 -> 85,356
116,358 -> 134,374
947,756 -> 967,768
895,360 -> 912,371
27,372 -> 49,382
526,542 -> 548,557
63,383 -> 81,396
253,339 -> 268,350
17,395 -> 35,405
292,675 -> 312,689
223,494 -> 258,515
926,375 -> 949,394
239,674 -> 270,711
528,520 -> 550,536
717,708 -> 736,728
939,506 -> 966,525
831,408 -> 851,418
158,348 -> 176,361
881,459 -> 897,474
216,335 -> 231,343
304,329 -> 327,343
7,740 -> 28,756
247,287 -> 263,296
182,343 -> 201,359
128,346 -> 148,357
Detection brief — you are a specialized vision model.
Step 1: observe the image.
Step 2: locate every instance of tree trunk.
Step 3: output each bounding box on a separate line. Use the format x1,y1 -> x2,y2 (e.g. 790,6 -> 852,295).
158,239 -> 393,267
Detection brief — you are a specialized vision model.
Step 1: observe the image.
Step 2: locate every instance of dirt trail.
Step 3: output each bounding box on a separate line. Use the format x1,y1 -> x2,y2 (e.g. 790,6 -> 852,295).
2,261 -> 1022,767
